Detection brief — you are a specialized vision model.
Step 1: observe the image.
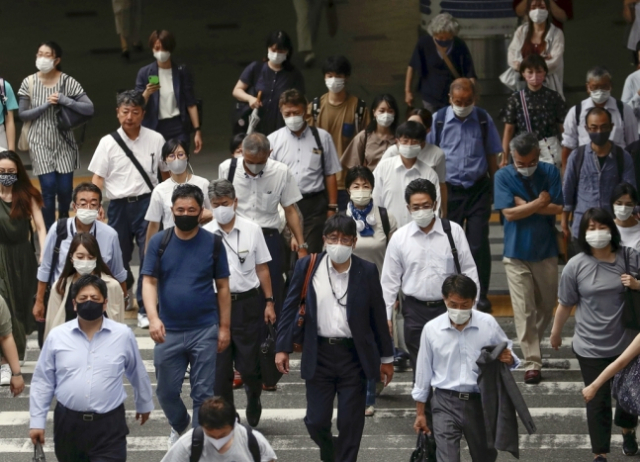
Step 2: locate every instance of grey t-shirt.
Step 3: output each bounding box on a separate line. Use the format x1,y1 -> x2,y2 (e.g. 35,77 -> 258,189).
160,424 -> 277,462
558,247 -> 639,358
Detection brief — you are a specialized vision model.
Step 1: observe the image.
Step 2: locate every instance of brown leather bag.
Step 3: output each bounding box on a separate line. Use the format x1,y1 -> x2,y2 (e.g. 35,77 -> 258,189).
292,253 -> 318,352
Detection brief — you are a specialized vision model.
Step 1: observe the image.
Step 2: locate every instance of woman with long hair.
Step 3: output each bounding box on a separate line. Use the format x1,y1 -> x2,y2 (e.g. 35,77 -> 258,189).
44,232 -> 124,341
0,150 -> 46,381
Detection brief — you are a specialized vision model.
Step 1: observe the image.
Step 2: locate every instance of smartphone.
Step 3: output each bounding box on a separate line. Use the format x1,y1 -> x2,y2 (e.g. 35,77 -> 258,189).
148,75 -> 159,85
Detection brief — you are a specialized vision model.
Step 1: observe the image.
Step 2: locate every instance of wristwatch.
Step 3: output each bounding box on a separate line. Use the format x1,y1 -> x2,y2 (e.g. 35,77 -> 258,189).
193,126 -> 201,132
265,297 -> 275,304
328,204 -> 338,212
299,243 -> 309,250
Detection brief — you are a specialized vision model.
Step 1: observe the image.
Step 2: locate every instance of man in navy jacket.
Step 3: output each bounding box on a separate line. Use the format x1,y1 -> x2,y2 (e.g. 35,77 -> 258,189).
276,213 -> 394,462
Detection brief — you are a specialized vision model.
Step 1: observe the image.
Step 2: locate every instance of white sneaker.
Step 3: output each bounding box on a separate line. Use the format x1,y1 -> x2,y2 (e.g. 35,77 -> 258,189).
167,415 -> 191,449
0,364 -> 10,386
184,365 -> 190,380
137,313 -> 149,329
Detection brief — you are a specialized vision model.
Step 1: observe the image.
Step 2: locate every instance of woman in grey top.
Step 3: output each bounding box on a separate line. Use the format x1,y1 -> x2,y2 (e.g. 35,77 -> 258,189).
551,208 -> 640,460
18,41 -> 94,230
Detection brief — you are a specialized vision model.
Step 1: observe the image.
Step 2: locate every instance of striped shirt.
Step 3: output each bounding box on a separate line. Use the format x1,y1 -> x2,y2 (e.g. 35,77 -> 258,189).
18,73 -> 84,176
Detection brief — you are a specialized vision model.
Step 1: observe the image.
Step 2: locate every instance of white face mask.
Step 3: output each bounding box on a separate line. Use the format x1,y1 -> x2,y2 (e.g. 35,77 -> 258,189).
244,161 -> 266,175
76,208 -> 99,225
326,244 -> 353,264
614,205 -> 634,221
376,112 -> 395,128
213,205 -> 235,225
325,77 -> 345,94
411,208 -> 435,228
585,229 -> 612,249
167,158 -> 188,175
73,258 -> 97,276
204,425 -> 235,451
153,50 -> 171,63
267,50 -> 287,65
284,115 -> 305,132
447,306 -> 472,325
590,90 -> 610,105
398,144 -> 421,159
516,165 -> 537,177
350,189 -> 372,207
452,104 -> 474,118
528,8 -> 549,24
36,57 -> 55,73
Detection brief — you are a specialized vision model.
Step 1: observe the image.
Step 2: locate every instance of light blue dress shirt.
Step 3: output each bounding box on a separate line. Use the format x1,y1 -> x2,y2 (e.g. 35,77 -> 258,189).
426,106 -> 502,188
30,318 -> 154,428
411,311 -> 520,402
37,218 -> 128,284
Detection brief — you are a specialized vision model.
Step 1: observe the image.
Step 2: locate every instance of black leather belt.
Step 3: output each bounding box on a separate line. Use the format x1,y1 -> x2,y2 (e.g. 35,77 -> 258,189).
230,288 -> 259,302
261,228 -> 279,237
112,192 -> 151,203
318,336 -> 354,347
405,296 -> 445,308
301,190 -> 325,200
57,402 -> 124,421
437,388 -> 481,401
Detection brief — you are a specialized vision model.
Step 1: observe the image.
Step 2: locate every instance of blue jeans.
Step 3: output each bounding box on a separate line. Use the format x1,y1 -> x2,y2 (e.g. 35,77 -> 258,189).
154,323 -> 219,432
39,171 -> 73,230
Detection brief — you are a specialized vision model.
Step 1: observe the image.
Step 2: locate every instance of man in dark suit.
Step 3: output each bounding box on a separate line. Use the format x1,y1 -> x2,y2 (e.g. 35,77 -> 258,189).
276,213 -> 394,462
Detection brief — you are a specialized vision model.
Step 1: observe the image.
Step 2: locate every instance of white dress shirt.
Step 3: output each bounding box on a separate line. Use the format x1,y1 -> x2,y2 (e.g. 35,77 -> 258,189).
380,144 -> 446,184
218,157 -> 302,230
621,69 -> 640,135
145,175 -> 212,228
561,96 -> 638,150
268,125 -> 342,194
381,219 -> 479,319
411,311 -> 520,402
372,156 -> 441,228
158,67 -> 180,120
88,126 -> 167,200
314,254 -> 352,338
203,215 -> 272,293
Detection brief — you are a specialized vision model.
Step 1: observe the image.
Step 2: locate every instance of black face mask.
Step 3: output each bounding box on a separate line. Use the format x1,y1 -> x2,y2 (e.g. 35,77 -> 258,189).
76,300 -> 104,321
174,214 -> 200,232
434,38 -> 453,48
589,131 -> 611,147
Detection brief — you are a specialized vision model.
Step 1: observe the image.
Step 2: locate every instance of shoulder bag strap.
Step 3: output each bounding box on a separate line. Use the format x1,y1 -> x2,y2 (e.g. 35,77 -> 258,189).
379,206 -> 391,244
617,98 -> 626,123
49,218 -> 69,285
519,90 -> 533,133
575,100 -> 582,128
190,426 -> 204,462
441,50 -> 461,79
312,96 -> 321,122
300,253 -> 318,306
355,99 -> 367,133
110,131 -> 154,192
154,228 -> 174,277
243,424 -> 261,462
309,126 -> 326,186
228,157 -> 238,184
434,109 -> 446,146
615,145 -> 625,183
441,219 -> 461,274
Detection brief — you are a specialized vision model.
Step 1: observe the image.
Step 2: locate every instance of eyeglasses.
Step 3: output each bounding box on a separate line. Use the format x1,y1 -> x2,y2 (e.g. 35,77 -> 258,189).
325,236 -> 354,246
409,204 -> 434,212
166,152 -> 187,161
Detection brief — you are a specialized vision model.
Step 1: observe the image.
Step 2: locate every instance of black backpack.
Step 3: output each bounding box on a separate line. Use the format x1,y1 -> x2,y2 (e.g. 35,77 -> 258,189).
575,98 -> 625,126
434,106 -> 490,153
190,424 -> 260,462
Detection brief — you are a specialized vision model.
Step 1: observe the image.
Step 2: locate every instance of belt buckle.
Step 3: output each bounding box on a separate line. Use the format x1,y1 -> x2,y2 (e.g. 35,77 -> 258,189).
230,294 -> 238,301
459,393 -> 470,401
82,413 -> 94,421
127,196 -> 137,203
328,338 -> 338,345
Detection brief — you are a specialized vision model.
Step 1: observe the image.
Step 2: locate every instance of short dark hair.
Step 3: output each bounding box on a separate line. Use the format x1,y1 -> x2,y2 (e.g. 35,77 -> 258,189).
345,166 -> 375,190
441,274 -> 478,302
199,397 -> 237,429
171,183 -> 204,208
38,41 -> 63,70
322,55 -> 352,77
279,89 -> 307,108
72,182 -> 102,205
148,29 -> 177,52
519,53 -> 548,74
230,133 -> 246,154
404,178 -> 437,205
396,121 -> 427,141
578,208 -> 621,255
366,94 -> 399,134
585,106 -> 613,126
117,90 -> 146,110
611,182 -> 639,208
323,212 -> 357,238
161,138 -> 189,161
70,274 -> 108,301
408,108 -> 433,129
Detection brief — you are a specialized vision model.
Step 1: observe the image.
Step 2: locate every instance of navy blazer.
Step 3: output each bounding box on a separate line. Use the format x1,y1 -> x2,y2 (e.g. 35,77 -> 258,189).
135,61 -> 197,130
276,253 -> 394,381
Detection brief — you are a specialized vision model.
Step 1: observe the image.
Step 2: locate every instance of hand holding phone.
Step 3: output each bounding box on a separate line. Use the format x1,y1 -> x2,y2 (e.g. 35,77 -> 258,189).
148,75 -> 160,85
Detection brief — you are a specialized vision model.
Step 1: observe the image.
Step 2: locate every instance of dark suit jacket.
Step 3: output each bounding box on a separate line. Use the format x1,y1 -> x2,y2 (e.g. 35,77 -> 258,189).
276,253 -> 394,381
135,61 -> 197,130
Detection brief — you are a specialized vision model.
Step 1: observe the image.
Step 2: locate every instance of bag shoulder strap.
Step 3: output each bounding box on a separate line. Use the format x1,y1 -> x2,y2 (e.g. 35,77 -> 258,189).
475,107 -> 489,151
615,145 -> 625,183
110,131 -> 154,192
312,96 -> 321,122
441,51 -> 461,79
243,424 -> 261,462
617,98 -> 626,123
154,228 -> 174,277
519,90 -> 533,133
190,426 -> 204,462
301,254 -> 318,302
379,206 -> 391,244
355,98 -> 367,133
213,233 -> 223,265
228,157 -> 238,184
575,100 -> 582,128
441,219 -> 461,274
434,108 -> 447,146
49,218 -> 69,285
309,126 -> 326,180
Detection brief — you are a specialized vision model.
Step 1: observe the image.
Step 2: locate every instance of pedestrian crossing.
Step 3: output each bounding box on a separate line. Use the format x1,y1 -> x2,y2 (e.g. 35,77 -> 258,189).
1,316 -> 634,462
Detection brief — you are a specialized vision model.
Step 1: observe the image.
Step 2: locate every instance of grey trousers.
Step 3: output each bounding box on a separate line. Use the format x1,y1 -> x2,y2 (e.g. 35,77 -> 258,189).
432,389 -> 497,462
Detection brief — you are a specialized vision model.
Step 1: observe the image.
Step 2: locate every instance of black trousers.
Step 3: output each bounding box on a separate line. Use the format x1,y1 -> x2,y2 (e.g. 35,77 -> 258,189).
54,403 -> 128,462
576,353 -> 639,454
214,293 -> 263,404
402,295 -> 447,429
305,341 -> 367,462
446,177 -> 492,297
298,192 -> 328,254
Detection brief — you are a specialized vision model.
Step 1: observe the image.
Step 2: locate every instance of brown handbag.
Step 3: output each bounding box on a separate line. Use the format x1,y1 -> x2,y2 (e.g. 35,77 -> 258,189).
292,253 -> 318,352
